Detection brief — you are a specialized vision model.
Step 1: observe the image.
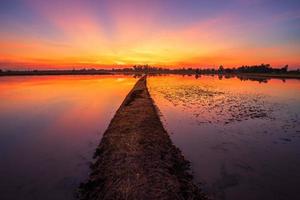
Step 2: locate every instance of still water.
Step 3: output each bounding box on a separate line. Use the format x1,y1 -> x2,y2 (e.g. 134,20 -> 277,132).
0,75 -> 136,200
149,75 -> 300,200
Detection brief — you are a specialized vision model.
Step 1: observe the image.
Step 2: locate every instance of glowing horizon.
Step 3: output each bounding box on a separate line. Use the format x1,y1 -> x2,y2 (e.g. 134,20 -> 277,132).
1,0 -> 300,69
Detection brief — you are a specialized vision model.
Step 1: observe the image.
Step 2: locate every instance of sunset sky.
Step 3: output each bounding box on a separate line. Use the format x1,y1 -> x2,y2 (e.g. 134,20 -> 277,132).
0,0 -> 300,69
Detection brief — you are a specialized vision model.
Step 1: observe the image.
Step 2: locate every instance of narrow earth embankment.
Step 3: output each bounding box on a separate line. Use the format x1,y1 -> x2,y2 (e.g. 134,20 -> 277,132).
79,76 -> 206,200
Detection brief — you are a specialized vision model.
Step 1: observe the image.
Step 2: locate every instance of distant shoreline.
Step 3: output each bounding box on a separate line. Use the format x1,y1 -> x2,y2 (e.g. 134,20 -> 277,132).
1,70 -> 300,79
0,70 -> 112,76
233,73 -> 300,79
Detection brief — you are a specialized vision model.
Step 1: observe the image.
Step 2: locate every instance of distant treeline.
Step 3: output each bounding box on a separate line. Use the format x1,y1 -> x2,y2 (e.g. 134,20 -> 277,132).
0,68 -> 111,76
1,64 -> 300,76
112,64 -> 300,74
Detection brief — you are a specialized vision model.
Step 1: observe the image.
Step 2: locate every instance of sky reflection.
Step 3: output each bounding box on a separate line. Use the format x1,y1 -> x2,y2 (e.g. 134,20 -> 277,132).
0,75 -> 136,200
149,75 -> 300,200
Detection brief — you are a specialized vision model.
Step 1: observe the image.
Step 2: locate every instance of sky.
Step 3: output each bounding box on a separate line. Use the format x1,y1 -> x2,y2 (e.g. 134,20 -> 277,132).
0,0 -> 300,69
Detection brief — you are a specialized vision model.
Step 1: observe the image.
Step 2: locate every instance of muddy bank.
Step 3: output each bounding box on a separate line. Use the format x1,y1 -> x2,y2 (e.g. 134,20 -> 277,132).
78,76 -> 206,200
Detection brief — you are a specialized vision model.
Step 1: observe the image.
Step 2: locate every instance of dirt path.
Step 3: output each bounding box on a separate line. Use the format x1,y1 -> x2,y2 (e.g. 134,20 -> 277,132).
78,76 -> 206,200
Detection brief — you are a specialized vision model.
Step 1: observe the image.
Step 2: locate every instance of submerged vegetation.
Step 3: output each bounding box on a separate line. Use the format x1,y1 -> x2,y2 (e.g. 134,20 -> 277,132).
149,80 -> 276,125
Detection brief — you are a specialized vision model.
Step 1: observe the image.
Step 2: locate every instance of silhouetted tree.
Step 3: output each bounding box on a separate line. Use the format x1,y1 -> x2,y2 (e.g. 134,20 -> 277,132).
218,65 -> 224,73
281,65 -> 288,73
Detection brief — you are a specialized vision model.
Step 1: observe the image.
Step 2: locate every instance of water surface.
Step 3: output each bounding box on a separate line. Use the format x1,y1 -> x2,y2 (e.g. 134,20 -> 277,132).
0,75 -> 136,200
149,75 -> 300,200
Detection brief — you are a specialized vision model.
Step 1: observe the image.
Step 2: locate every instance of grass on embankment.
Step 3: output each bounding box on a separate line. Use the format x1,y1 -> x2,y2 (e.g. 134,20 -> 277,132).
78,76 -> 206,200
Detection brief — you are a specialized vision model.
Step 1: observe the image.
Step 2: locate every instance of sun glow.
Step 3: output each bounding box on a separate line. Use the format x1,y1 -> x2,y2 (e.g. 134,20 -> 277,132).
0,0 -> 299,69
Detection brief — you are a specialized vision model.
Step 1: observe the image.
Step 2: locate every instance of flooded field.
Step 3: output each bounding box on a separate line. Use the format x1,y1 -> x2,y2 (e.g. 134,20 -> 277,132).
0,75 -> 136,200
149,75 -> 300,200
